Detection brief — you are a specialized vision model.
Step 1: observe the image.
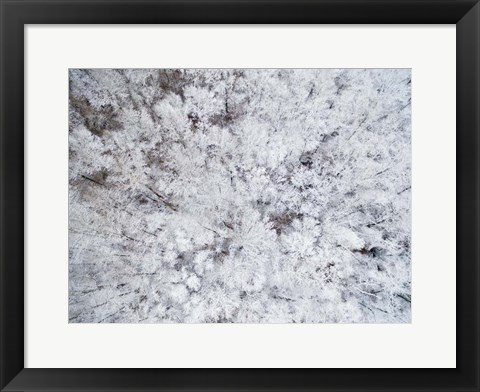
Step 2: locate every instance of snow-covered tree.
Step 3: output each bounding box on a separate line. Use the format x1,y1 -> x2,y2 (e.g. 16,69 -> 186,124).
69,69 -> 411,323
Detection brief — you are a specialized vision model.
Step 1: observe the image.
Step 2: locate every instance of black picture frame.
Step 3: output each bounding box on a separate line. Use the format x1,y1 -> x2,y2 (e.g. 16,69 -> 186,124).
1,1 -> 478,391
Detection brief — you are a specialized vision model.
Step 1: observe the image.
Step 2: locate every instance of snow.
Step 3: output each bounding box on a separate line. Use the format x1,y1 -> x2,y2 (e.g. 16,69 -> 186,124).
69,69 -> 411,323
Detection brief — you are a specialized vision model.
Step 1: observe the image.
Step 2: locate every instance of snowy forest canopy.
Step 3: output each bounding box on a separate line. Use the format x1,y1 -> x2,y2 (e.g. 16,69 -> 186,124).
69,68 -> 411,323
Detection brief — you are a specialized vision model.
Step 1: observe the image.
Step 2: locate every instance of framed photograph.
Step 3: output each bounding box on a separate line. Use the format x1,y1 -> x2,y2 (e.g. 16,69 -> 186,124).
1,0 -> 478,391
